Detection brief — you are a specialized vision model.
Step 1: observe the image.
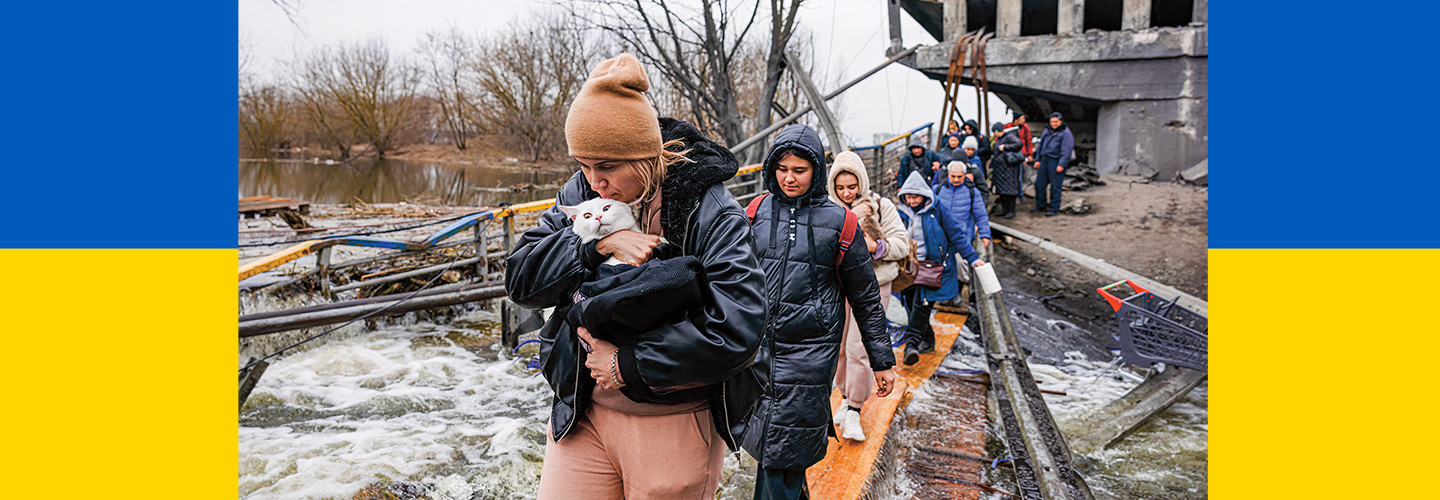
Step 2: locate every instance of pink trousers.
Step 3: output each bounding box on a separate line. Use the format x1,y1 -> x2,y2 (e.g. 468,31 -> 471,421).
536,403 -> 725,500
835,281 -> 893,405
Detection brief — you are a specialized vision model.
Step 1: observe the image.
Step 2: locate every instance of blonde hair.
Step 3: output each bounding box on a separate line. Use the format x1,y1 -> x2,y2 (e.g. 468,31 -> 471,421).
628,138 -> 690,231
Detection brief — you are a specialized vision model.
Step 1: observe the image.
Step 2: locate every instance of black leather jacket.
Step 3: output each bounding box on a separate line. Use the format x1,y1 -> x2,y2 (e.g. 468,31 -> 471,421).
741,124 -> 897,469
504,118 -> 766,451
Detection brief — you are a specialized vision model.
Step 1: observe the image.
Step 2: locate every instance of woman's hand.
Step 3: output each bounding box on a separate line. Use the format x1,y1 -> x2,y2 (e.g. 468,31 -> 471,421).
577,327 -> 625,390
981,238 -> 991,248
851,201 -> 874,220
873,368 -> 897,397
864,234 -> 878,253
595,230 -> 662,266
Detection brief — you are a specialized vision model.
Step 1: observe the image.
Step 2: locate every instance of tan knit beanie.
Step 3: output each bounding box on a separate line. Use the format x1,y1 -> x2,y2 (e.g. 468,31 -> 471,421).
565,54 -> 662,160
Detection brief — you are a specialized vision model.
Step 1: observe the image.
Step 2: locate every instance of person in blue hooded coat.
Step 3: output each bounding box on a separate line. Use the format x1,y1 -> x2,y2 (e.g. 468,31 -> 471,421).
895,171 -> 985,365
743,124 -> 898,500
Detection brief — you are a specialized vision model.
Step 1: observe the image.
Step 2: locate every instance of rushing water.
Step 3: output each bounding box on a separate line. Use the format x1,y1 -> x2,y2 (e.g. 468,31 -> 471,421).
239,292 -> 1205,500
239,158 -> 573,207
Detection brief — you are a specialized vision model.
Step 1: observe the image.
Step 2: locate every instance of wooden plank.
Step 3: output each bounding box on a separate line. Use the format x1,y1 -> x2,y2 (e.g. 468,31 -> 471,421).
494,199 -> 558,218
805,312 -> 985,500
239,240 -> 326,281
240,200 -> 311,213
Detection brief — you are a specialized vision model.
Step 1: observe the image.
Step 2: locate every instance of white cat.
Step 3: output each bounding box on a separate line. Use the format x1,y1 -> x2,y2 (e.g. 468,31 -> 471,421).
558,197 -> 644,267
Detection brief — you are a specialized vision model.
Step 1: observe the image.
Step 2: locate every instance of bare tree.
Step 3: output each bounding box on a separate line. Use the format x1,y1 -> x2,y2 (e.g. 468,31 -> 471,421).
749,0 -> 807,161
291,48 -> 355,159
470,13 -> 595,161
569,0 -> 805,160
571,0 -> 758,148
417,27 -> 476,150
239,85 -> 291,157
293,39 -> 420,159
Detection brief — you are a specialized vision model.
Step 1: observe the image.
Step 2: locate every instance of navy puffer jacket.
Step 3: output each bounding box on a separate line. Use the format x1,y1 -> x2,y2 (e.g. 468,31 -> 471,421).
740,124 -> 896,470
1037,123 -> 1075,167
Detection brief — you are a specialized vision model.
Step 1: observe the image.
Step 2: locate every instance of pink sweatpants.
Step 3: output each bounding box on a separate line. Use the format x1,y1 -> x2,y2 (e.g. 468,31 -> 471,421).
835,281 -> 892,405
536,403 -> 726,500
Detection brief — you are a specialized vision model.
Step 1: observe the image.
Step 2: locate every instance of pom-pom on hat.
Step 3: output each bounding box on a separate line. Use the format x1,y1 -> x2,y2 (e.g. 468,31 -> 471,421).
565,54 -> 662,160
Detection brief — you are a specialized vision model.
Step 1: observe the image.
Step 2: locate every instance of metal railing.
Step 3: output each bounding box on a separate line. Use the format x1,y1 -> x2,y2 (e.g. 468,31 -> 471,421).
238,123 -> 935,339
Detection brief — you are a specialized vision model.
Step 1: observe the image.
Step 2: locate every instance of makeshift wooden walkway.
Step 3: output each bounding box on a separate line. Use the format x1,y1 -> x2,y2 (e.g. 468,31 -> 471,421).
806,311 -> 989,500
240,195 -> 311,219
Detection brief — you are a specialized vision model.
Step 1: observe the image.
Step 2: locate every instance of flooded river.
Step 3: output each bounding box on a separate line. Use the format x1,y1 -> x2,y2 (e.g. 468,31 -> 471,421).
239,158 -> 573,207
239,285 -> 1205,500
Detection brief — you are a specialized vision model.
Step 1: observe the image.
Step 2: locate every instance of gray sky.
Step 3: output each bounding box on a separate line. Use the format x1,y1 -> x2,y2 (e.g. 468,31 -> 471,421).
240,0 -> 1010,146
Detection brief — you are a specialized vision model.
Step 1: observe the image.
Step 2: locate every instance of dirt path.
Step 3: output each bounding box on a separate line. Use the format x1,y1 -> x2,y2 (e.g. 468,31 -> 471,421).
1000,174 -> 1208,300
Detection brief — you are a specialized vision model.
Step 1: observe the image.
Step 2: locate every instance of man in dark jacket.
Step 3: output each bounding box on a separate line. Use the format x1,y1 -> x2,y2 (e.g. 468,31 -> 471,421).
744,124 -> 898,500
505,117 -> 767,460
1033,112 -> 1074,216
897,134 -> 943,189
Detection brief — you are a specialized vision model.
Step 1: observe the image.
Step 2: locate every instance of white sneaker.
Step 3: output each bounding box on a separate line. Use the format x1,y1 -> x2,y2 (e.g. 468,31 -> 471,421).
842,409 -> 865,441
834,398 -> 849,420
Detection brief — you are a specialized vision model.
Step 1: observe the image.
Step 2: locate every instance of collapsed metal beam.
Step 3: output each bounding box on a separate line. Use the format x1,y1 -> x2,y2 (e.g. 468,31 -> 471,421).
239,283 -> 507,337
784,50 -> 847,152
975,244 -> 1094,500
329,257 -> 482,293
729,44 -> 920,154
1065,366 -> 1207,454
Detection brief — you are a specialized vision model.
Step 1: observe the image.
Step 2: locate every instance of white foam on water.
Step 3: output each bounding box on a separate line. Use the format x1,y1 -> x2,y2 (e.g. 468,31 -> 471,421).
240,310 -> 549,500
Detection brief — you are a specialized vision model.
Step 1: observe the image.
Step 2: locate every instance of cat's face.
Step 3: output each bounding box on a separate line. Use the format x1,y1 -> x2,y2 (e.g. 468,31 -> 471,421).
559,198 -> 638,242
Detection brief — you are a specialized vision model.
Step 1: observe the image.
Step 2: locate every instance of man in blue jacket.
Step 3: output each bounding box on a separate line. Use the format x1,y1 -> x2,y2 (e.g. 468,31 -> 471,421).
1033,112 -> 1074,216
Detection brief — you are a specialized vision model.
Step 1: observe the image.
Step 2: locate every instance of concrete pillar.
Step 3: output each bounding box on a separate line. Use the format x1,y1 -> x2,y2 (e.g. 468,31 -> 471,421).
1123,0 -> 1152,30
887,0 -> 903,55
944,0 -> 967,41
997,0 -> 1021,38
1095,102 -> 1121,174
1192,0 -> 1207,25
1059,0 -> 1086,35
1094,99 -> 1207,178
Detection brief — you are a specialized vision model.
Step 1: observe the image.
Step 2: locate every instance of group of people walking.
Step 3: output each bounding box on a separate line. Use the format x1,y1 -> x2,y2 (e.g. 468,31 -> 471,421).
906,110 -> 1075,218
504,53 -> 1029,500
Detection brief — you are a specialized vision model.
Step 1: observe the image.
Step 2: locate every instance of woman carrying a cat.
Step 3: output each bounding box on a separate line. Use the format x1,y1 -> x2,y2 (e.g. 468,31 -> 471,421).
504,54 -> 766,500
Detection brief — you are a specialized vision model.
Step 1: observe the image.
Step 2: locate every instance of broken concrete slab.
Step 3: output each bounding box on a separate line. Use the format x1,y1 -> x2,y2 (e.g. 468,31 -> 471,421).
1179,158 -> 1208,186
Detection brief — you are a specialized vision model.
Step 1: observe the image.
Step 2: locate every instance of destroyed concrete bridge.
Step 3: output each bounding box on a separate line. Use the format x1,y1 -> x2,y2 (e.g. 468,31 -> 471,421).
892,0 -> 1207,179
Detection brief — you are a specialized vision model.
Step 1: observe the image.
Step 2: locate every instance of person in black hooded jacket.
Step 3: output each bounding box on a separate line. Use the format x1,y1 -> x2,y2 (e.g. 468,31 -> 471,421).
742,124 -> 898,500
506,54 -> 766,500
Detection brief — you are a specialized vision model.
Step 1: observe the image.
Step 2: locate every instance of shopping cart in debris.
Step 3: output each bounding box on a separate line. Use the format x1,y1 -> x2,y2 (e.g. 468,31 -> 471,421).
1096,280 -> 1208,372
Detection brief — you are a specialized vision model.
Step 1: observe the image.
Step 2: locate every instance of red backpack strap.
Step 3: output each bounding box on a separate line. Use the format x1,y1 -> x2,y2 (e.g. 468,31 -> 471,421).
745,193 -> 771,224
836,208 -> 858,268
